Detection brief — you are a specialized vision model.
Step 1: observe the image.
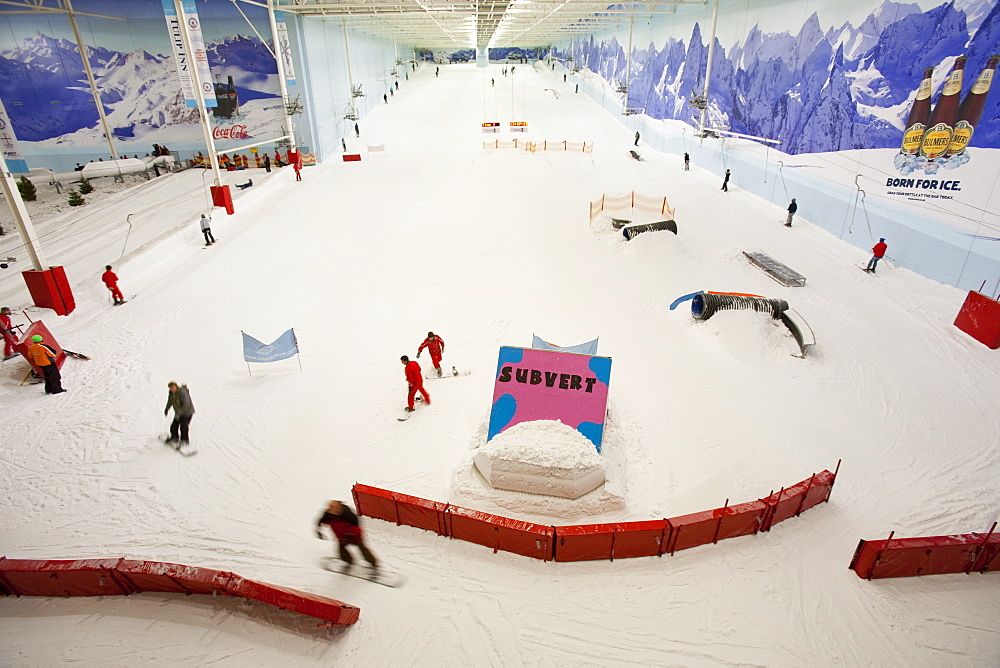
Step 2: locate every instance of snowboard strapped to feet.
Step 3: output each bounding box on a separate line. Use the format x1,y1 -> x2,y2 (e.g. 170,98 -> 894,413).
164,436 -> 197,457
321,557 -> 403,587
424,366 -> 470,380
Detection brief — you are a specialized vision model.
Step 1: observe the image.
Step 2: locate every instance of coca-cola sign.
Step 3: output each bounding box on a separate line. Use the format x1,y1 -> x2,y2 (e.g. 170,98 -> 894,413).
213,124 -> 249,140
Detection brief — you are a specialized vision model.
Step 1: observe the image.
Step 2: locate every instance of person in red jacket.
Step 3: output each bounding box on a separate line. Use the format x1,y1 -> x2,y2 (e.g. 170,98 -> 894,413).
417,331 -> 445,376
866,238 -> 888,273
401,354 -> 430,412
1,306 -> 19,360
102,264 -> 125,304
316,500 -> 379,571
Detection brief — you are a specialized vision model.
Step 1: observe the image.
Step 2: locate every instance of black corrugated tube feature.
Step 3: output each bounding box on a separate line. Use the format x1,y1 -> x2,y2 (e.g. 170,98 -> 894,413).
691,293 -> 789,320
622,220 -> 677,240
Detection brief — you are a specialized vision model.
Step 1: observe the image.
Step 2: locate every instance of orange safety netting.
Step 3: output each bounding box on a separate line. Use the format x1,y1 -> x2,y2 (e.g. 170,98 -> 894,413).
483,139 -> 592,154
589,190 -> 675,221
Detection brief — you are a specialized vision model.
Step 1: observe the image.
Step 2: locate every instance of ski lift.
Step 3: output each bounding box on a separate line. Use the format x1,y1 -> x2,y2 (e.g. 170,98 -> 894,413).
616,81 -> 628,94
687,89 -> 707,110
623,107 -> 644,116
284,95 -> 303,116
351,84 -> 365,98
343,103 -> 358,121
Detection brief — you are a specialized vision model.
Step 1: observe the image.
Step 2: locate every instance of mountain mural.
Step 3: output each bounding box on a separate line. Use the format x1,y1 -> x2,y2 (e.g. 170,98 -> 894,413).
559,0 -> 999,155
0,32 -> 280,142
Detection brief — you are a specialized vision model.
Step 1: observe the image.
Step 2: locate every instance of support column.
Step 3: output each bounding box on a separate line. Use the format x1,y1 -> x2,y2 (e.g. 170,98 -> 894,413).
267,0 -> 296,149
65,0 -> 118,159
0,156 -> 46,271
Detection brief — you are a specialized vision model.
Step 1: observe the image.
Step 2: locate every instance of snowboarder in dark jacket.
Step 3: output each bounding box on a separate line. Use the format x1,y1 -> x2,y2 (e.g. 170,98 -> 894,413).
785,199 -> 797,226
316,500 -> 379,570
721,169 -> 731,191
164,382 -> 195,445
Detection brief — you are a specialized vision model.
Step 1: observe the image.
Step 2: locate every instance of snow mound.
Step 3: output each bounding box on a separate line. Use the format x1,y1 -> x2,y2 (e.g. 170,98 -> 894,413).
480,420 -> 603,471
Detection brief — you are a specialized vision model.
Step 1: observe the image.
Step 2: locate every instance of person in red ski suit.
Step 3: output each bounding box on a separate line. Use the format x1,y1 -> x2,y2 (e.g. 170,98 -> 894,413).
417,331 -> 445,376
401,355 -> 430,411
102,265 -> 124,304
866,238 -> 888,273
316,500 -> 379,570
1,306 -> 19,359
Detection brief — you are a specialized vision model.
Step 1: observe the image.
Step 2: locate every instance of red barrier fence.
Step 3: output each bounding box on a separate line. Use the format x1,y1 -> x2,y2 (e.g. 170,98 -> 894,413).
849,523 -> 999,580
0,557 -> 359,626
354,462 -> 838,563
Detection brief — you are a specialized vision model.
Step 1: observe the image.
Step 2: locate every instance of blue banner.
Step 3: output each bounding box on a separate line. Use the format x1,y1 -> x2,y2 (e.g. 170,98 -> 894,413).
531,334 -> 599,356
243,328 -> 298,363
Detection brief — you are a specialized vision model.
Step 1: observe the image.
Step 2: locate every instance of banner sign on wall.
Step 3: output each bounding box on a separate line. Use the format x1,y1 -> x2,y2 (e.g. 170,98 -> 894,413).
162,0 -> 216,108
274,11 -> 297,86
489,346 -> 612,451
0,99 -> 28,174
510,121 -> 528,132
482,122 -> 499,133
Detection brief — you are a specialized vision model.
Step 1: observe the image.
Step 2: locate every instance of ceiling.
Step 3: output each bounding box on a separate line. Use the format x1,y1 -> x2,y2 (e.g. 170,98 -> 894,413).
272,0 -> 706,50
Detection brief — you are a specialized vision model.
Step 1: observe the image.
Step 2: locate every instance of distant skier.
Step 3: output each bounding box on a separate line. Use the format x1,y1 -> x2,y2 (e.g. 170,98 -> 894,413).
384,93 -> 388,104
575,83 -> 579,93
563,74 -> 567,82
341,138 -> 347,152
721,169 -> 731,192
293,160 -> 302,181
274,151 -> 285,168
27,334 -> 64,394
354,122 -> 360,137
1,306 -> 19,360
435,66 -> 439,77
866,238 -> 888,273
316,500 -> 379,571
200,214 -> 215,245
394,80 -> 399,91
683,152 -> 690,170
417,332 -> 445,376
102,264 -> 125,305
263,153 -> 271,173
491,78 -> 495,86
401,355 -> 430,412
785,199 -> 797,227
634,131 -> 640,146
235,179 -> 253,189
164,381 -> 195,446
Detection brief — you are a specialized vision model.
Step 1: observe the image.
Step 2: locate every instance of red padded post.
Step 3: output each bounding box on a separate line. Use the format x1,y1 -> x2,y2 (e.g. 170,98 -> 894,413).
343,154 -> 361,162
210,185 -> 235,215
953,291 -> 1000,349
21,267 -> 75,315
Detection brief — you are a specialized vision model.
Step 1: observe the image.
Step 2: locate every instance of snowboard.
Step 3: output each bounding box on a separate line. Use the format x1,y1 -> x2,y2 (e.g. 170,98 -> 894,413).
164,437 -> 198,457
397,409 -> 415,421
424,366 -> 470,380
62,349 -> 91,360
321,557 -> 403,587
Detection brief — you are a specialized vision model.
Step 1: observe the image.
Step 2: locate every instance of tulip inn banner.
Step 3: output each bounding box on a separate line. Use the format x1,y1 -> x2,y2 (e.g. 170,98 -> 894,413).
242,329 -> 299,364
161,0 -> 216,108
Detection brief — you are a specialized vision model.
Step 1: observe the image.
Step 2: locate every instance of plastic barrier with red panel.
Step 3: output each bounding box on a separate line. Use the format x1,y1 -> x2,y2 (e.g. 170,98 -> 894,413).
444,506 -> 555,560
21,266 -> 75,316
953,290 -> 1000,349
14,320 -> 67,373
849,523 -> 999,580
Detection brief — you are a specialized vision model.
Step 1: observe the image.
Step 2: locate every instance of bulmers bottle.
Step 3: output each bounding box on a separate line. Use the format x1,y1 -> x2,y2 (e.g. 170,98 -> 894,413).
947,55 -> 999,156
919,56 -> 966,159
900,67 -> 934,155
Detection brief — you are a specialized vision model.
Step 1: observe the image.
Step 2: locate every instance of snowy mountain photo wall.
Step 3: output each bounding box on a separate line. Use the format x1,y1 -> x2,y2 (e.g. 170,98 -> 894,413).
557,0 -> 1000,292
0,0 -> 292,171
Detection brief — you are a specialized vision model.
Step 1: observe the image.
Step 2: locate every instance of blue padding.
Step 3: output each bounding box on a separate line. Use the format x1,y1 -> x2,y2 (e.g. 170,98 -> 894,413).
495,346 -> 523,377
588,356 -> 612,385
577,422 -> 604,452
691,293 -> 705,318
488,394 -> 517,440
669,291 -> 702,310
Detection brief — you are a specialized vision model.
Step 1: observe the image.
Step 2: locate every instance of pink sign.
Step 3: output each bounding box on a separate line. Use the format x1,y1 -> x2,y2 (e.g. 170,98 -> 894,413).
489,347 -> 612,451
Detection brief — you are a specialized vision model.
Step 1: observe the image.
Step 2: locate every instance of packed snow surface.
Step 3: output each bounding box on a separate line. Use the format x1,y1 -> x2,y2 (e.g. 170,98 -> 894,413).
1,61 -> 998,666
479,419 -> 603,471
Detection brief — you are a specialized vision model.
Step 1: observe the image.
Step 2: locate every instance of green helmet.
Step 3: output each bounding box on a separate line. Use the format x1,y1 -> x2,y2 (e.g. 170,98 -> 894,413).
31,334 -> 43,342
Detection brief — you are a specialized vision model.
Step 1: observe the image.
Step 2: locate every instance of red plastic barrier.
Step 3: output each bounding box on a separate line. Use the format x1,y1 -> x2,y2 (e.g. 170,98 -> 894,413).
21,266 -> 75,316
555,520 -> 670,562
353,484 -> 447,535
14,320 -> 67,373
849,524 -> 999,579
0,558 -> 359,626
953,290 -> 1000,349
353,483 -> 401,524
445,506 -> 554,560
343,154 -> 361,162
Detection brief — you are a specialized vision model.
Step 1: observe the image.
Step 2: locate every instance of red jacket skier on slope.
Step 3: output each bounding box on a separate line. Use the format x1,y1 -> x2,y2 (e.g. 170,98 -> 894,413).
417,331 -> 445,376
401,355 -> 430,412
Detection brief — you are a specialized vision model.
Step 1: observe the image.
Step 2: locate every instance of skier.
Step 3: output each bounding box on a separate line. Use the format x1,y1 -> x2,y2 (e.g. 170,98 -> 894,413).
164,381 -> 195,446
293,160 -> 302,181
683,152 -> 690,170
341,138 -> 347,152
102,265 -> 125,305
417,331 -> 445,376
491,78 -> 495,86
721,169 -> 731,192
634,131 -> 640,146
575,83 -> 579,93
400,355 -> 430,412
785,199 -> 797,226
1,306 -> 19,360
394,80 -> 399,91
200,213 -> 215,245
316,500 -> 379,572
435,66 -> 439,77
27,334 -> 65,394
563,74 -> 567,82
384,93 -> 388,104
354,122 -> 360,137
866,238 -> 888,273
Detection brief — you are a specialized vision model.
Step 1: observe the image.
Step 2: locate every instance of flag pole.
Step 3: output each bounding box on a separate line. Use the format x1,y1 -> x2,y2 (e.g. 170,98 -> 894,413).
241,330 -> 252,376
293,328 -> 302,371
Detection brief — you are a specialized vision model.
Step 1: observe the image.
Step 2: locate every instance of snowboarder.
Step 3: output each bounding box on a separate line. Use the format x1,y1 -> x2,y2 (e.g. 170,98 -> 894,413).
1,306 -> 19,360
401,355 -> 430,412
263,153 -> 271,173
866,238 -> 888,273
683,153 -> 690,170
384,93 -> 388,104
785,199 -> 797,226
394,80 -> 399,91
102,265 -> 125,305
316,500 -> 379,571
417,332 -> 445,376
27,334 -> 65,394
235,179 -> 253,189
575,83 -> 579,93
341,138 -> 347,152
563,74 -> 567,82
200,214 -> 215,245
354,122 -> 359,137
274,151 -> 285,168
721,169 -> 731,192
435,66 -> 439,77
634,131 -> 640,146
491,78 -> 495,86
164,381 -> 195,446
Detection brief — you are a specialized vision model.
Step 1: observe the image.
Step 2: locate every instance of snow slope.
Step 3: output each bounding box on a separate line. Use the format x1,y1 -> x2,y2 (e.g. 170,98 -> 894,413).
1,61 -> 998,666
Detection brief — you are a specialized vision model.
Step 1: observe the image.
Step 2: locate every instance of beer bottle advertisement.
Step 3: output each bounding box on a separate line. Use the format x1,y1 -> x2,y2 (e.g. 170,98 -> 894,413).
900,68 -> 933,155
917,56 -> 965,161
947,55 -> 1000,157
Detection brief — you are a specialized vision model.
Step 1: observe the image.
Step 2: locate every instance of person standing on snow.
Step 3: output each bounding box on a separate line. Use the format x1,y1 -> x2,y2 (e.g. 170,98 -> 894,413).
866,238 -> 888,273
200,214 -> 215,245
102,265 -> 125,305
164,381 -> 195,446
263,153 -> 271,173
683,152 -> 690,170
417,332 -> 446,377
1,306 -> 19,360
27,334 -> 65,394
785,198 -> 797,227
721,169 -> 731,192
400,355 -> 429,412
316,500 -> 379,571
634,131 -> 640,146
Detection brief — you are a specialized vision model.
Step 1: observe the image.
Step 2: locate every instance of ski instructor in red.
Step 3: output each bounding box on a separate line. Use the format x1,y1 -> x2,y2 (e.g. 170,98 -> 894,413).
417,331 -> 445,376
101,265 -> 125,305
401,355 -> 430,412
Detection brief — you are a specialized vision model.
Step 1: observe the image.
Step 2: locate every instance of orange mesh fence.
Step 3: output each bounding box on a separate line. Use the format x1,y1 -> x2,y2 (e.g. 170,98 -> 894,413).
590,191 -> 675,221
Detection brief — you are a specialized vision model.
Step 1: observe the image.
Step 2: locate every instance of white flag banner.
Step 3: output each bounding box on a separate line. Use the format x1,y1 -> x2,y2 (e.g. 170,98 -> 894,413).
162,0 -> 216,108
274,11 -> 297,85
